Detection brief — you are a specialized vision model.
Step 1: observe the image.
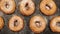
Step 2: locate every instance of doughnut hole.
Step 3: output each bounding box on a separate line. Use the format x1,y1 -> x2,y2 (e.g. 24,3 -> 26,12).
56,22 -> 60,27
5,2 -> 9,9
25,3 -> 29,10
45,4 -> 51,10
35,21 -> 41,28
14,20 -> 18,27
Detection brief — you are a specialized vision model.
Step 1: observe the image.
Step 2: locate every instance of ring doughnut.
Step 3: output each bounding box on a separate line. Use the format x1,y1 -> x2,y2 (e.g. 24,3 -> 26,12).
0,16 -> 4,30
0,0 -> 16,14
8,15 -> 24,32
19,0 -> 35,16
29,15 -> 46,33
50,16 -> 60,32
40,0 -> 57,15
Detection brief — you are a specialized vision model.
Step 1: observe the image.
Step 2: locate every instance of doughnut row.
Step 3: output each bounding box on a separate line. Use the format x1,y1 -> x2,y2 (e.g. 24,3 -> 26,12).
0,15 -> 60,33
0,0 -> 59,34
0,0 -> 57,16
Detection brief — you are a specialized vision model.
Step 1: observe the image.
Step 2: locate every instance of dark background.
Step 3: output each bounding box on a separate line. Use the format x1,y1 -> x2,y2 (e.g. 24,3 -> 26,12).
0,0 -> 60,34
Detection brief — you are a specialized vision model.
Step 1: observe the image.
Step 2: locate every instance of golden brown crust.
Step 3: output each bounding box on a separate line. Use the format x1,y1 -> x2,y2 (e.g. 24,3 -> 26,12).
40,0 -> 57,16
0,0 -> 16,14
29,15 -> 46,33
19,0 -> 35,16
8,15 -> 24,32
0,16 -> 4,30
0,0 -> 2,10
50,16 -> 60,32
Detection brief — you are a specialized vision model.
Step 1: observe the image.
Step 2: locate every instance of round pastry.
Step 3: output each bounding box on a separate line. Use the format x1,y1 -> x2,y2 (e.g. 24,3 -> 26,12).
40,0 -> 57,15
29,15 -> 46,33
0,0 -> 16,14
50,16 -> 60,32
0,16 -> 4,30
8,15 -> 24,32
19,0 -> 35,16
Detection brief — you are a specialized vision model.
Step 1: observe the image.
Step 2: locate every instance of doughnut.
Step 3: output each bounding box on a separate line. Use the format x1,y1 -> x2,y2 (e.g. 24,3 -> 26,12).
19,0 -> 35,16
29,15 -> 46,33
50,16 -> 60,32
0,16 -> 4,30
8,15 -> 24,32
40,0 -> 57,15
0,0 -> 16,14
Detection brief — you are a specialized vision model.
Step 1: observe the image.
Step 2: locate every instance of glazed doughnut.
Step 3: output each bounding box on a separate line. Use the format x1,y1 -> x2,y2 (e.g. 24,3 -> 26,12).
8,15 -> 24,32
50,16 -> 60,32
29,15 -> 46,33
0,16 -> 4,30
40,0 -> 57,15
0,0 -> 16,14
19,0 -> 35,16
